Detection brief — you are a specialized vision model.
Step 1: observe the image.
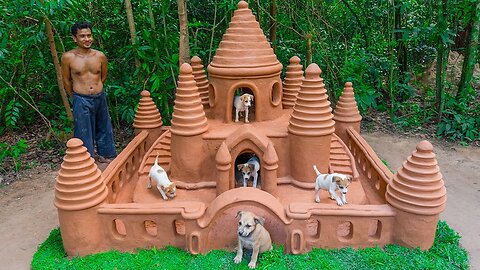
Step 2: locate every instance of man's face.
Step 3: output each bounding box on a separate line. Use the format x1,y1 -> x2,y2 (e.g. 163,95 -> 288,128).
73,28 -> 93,49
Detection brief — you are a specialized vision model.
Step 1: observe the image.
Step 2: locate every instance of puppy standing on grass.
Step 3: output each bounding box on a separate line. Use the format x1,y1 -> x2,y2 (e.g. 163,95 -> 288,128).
234,211 -> 272,269
234,93 -> 254,123
237,156 -> 260,188
147,156 -> 176,200
313,165 -> 352,206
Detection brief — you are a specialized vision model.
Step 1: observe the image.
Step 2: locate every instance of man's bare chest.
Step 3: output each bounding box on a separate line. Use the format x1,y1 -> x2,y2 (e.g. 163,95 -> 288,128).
70,57 -> 102,76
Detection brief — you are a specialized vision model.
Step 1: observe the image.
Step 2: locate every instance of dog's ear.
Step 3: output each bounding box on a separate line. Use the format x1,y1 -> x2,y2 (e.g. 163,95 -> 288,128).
236,211 -> 243,219
254,216 -> 265,225
240,95 -> 246,102
333,176 -> 341,184
237,164 -> 244,171
249,94 -> 254,101
248,164 -> 255,172
170,182 -> 176,189
347,176 -> 353,183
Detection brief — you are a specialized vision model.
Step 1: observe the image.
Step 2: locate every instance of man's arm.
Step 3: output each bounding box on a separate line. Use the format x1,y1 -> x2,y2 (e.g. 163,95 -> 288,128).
61,53 -> 73,97
100,53 -> 108,84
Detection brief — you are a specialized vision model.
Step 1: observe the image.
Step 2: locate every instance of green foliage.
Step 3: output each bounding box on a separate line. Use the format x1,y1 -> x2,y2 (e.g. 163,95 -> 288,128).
437,92 -> 480,142
0,139 -> 28,172
32,221 -> 469,269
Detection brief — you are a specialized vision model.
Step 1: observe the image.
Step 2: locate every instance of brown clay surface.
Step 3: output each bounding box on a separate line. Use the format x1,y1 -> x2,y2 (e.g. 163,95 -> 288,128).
0,133 -> 478,270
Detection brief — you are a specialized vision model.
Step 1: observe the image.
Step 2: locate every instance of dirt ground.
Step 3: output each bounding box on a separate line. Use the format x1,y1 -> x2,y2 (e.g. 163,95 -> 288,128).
0,132 -> 478,270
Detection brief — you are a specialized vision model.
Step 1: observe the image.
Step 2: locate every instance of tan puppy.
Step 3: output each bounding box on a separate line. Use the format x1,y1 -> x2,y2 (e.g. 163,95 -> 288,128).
234,93 -> 254,123
147,156 -> 176,200
234,211 -> 272,269
313,165 -> 352,206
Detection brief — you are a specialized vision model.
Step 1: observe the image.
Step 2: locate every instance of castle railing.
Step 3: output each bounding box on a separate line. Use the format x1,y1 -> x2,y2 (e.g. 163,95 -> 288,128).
345,128 -> 392,200
102,130 -> 149,203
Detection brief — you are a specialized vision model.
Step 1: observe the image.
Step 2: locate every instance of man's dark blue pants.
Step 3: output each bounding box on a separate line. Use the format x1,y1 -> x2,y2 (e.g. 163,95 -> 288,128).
73,92 -> 117,158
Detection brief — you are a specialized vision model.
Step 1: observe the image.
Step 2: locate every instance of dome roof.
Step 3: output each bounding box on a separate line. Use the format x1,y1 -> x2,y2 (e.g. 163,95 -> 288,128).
207,0 -> 283,77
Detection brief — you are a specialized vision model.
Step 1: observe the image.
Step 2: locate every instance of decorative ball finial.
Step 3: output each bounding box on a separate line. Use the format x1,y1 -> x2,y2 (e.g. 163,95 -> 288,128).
180,63 -> 193,74
305,63 -> 321,79
238,0 -> 248,9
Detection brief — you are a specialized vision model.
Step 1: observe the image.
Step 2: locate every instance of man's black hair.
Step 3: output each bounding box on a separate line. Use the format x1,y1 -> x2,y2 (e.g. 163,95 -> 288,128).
71,21 -> 92,36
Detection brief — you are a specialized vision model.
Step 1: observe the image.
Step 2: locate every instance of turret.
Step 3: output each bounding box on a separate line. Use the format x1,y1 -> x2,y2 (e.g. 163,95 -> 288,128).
169,63 -> 209,183
54,138 -> 108,256
288,64 -> 335,182
191,56 -> 210,109
386,140 -> 447,249
282,56 -> 304,109
133,90 -> 164,149
333,82 -> 362,143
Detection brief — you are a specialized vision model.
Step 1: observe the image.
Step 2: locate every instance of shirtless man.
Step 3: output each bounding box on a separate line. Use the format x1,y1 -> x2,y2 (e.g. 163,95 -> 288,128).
61,21 -> 116,162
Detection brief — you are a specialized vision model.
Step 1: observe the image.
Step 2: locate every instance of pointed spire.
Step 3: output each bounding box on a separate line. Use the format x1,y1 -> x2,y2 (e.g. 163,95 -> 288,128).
288,63 -> 335,136
170,63 -> 209,136
263,142 -> 279,166
386,141 -> 447,215
191,56 -> 210,108
133,90 -> 163,130
282,56 -> 304,108
333,82 -> 362,123
55,138 -> 107,211
208,0 -> 283,77
216,142 -> 232,165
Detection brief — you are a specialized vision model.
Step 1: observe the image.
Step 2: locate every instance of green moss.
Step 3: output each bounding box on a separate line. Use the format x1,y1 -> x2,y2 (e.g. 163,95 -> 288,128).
32,221 -> 469,270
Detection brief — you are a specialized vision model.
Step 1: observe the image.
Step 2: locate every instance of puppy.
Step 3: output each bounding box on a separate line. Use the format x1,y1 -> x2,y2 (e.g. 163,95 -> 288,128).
234,93 -> 254,123
147,156 -> 176,200
313,165 -> 352,206
234,211 -> 272,269
237,156 -> 260,188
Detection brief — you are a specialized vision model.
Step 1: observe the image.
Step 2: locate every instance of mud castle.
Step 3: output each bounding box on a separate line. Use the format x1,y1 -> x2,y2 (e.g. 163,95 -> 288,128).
55,0 -> 446,256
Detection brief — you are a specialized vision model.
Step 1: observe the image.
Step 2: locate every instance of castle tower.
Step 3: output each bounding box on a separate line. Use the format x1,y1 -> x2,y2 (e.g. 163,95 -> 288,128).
169,63 -> 209,183
207,0 -> 284,122
288,64 -> 335,182
54,138 -> 108,256
133,90 -> 164,149
282,56 -> 304,109
191,56 -> 210,108
386,140 -> 447,249
333,82 -> 362,143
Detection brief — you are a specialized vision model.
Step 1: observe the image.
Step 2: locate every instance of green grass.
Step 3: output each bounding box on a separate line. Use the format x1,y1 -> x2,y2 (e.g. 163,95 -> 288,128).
32,221 -> 469,269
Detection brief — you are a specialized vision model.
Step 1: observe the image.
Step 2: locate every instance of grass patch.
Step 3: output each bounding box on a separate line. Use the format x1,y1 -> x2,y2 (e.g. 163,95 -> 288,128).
32,221 -> 469,269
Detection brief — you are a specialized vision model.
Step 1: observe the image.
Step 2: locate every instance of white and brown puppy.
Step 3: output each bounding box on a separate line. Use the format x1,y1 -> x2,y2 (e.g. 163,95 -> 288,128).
234,211 -> 272,269
313,165 -> 352,206
147,156 -> 176,200
237,156 -> 260,188
234,93 -> 254,123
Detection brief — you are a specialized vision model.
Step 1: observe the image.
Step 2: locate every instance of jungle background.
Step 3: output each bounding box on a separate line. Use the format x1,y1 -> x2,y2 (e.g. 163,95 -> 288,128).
0,0 -> 479,183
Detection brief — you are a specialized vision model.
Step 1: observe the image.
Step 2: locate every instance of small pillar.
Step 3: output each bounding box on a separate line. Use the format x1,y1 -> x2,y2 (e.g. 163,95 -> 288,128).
170,63 -> 209,183
386,141 -> 447,250
133,90 -> 164,148
333,82 -> 362,143
288,64 -> 335,182
55,138 -> 108,256
282,56 -> 304,109
216,142 -> 232,196
262,142 -> 279,196
191,56 -> 210,108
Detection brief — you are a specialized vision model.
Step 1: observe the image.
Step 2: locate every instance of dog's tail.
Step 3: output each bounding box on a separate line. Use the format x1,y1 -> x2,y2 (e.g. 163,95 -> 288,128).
154,154 -> 159,166
313,165 -> 321,176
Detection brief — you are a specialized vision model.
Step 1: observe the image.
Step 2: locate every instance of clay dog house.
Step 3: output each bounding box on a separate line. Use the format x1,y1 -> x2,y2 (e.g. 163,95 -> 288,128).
55,0 -> 446,256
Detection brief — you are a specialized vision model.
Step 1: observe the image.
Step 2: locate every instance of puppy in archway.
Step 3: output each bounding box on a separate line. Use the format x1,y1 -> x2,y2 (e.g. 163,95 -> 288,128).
237,155 -> 260,188
234,211 -> 272,269
234,93 -> 254,123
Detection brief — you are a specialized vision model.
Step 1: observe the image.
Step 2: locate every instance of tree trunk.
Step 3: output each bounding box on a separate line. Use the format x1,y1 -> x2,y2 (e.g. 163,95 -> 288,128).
305,33 -> 313,66
457,1 -> 480,99
435,0 -> 449,123
177,0 -> 190,66
270,0 -> 277,53
43,12 -> 73,121
394,0 -> 408,77
125,0 -> 140,67
147,0 -> 156,31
